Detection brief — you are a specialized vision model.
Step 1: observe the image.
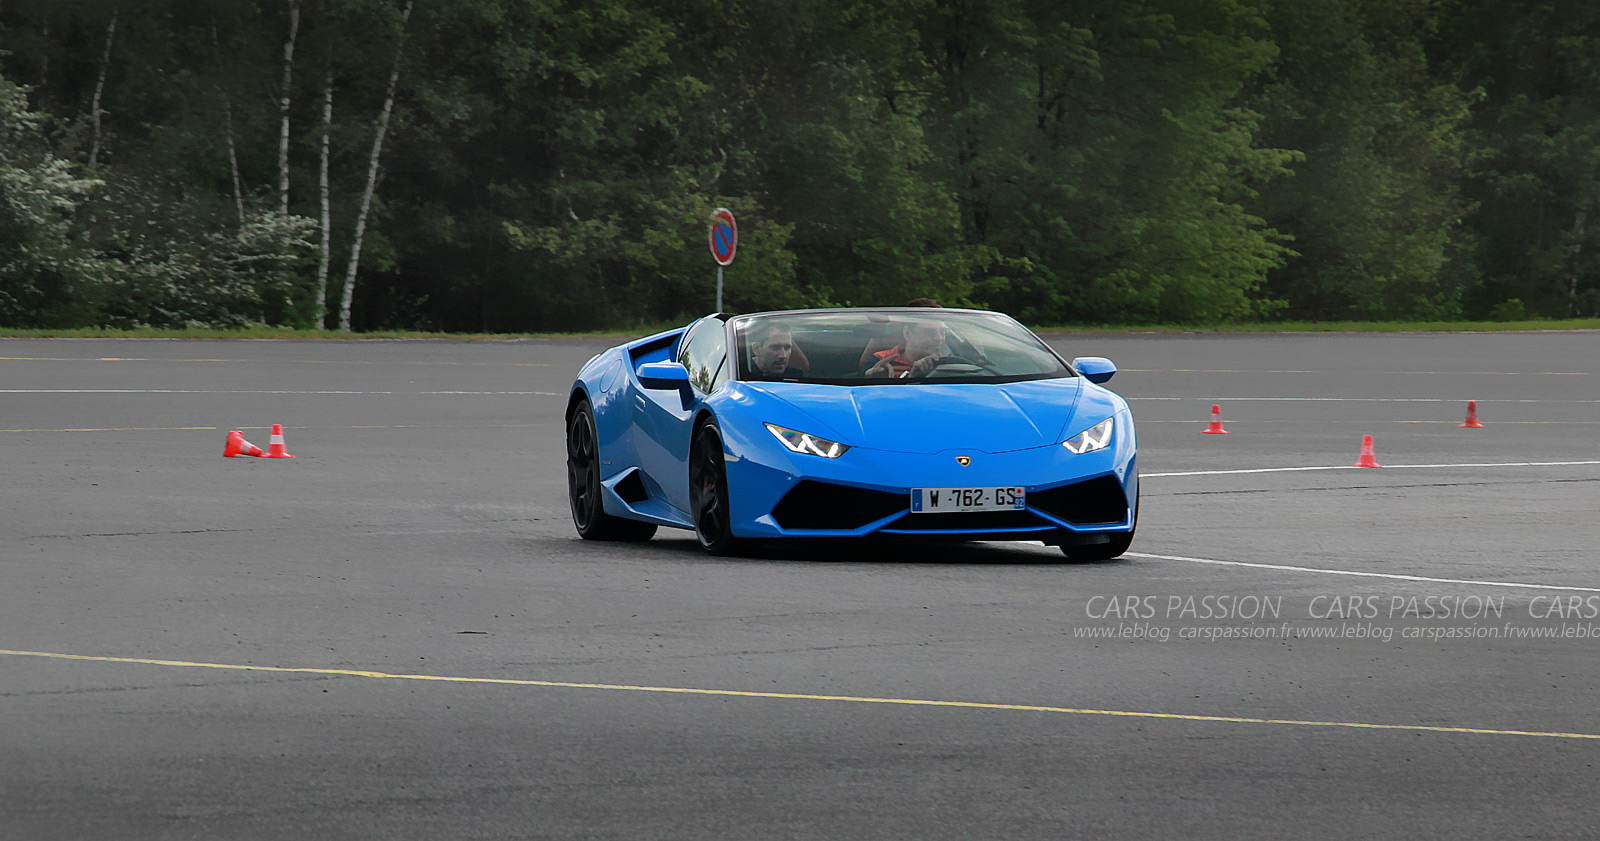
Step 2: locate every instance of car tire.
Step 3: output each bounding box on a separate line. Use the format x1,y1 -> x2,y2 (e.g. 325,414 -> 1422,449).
1060,492 -> 1137,561
689,417 -> 743,556
567,399 -> 657,542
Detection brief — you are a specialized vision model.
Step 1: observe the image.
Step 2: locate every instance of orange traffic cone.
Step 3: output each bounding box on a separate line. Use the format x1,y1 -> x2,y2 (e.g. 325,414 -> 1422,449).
224,430 -> 265,458
1353,434 -> 1382,468
1460,400 -> 1483,428
1202,404 -> 1230,434
263,423 -> 295,459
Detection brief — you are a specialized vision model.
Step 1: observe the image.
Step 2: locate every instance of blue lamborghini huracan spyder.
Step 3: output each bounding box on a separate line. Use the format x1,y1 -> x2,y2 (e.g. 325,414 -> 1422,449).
565,307 -> 1137,558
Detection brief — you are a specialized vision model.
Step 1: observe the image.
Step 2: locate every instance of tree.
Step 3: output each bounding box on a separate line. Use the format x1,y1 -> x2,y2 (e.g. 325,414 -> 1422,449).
714,0 -> 989,309
336,0 -> 411,331
277,0 -> 300,217
916,0 -> 1296,323
1247,0 -> 1477,320
87,5 -> 116,167
5,0 -> 1590,330
1434,0 -> 1600,317
0,71 -> 106,327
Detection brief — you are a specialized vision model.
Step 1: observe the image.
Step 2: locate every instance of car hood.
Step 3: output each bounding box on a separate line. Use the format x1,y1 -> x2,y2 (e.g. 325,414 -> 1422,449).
740,379 -> 1088,454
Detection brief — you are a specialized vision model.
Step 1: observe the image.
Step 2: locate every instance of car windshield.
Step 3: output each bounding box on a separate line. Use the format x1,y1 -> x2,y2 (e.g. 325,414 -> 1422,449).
732,309 -> 1072,385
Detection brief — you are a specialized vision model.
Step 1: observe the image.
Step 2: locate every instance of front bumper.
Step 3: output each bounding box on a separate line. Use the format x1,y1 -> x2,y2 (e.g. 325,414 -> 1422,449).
722,417 -> 1137,540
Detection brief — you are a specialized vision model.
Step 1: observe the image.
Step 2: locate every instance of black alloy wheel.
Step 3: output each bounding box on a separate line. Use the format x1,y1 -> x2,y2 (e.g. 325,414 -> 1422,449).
689,418 -> 742,555
567,400 -> 657,542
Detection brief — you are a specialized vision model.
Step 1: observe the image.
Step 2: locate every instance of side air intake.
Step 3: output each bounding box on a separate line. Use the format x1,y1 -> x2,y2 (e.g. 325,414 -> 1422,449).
613,469 -> 649,503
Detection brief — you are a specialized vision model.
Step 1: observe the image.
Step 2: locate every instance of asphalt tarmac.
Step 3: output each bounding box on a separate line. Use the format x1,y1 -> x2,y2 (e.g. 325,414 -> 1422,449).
3,330 -> 1598,840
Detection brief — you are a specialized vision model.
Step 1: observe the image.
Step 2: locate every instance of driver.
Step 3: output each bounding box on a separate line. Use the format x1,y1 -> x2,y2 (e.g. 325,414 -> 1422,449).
749,322 -> 804,377
865,320 -> 948,378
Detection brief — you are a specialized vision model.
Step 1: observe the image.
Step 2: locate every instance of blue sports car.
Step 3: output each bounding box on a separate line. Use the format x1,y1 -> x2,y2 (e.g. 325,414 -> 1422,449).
565,307 -> 1137,558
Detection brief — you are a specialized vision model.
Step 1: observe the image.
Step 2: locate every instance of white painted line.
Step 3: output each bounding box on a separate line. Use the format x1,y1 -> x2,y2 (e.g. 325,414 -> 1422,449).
1142,420 -> 1600,424
1145,461 -> 1600,478
1128,397 -> 1600,403
1117,369 -> 1593,376
0,389 -> 560,396
1146,466 -> 1355,477
1127,552 -> 1600,594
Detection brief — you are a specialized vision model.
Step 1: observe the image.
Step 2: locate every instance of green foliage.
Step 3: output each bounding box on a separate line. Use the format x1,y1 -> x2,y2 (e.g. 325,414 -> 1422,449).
0,62 -> 319,329
1486,297 -> 1525,322
90,179 -> 319,328
0,0 -> 1596,329
1434,0 -> 1600,318
0,73 -> 106,327
1246,0 -> 1478,321
916,0 -> 1297,323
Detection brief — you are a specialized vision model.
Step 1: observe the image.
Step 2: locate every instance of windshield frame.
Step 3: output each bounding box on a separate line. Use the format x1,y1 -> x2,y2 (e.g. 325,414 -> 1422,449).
729,308 -> 1076,386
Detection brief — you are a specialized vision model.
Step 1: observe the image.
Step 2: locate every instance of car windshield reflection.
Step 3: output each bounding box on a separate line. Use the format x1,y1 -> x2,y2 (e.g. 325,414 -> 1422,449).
732,309 -> 1072,385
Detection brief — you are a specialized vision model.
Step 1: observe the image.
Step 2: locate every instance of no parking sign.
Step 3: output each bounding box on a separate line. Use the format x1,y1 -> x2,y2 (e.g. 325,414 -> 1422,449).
709,208 -> 737,266
709,208 -> 736,311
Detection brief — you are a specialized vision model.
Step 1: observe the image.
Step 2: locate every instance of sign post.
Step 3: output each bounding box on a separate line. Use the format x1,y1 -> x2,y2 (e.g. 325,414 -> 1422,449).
709,208 -> 737,312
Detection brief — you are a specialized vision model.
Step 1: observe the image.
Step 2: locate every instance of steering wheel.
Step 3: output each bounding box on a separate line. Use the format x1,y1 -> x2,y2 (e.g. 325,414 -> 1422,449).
922,355 -> 1000,377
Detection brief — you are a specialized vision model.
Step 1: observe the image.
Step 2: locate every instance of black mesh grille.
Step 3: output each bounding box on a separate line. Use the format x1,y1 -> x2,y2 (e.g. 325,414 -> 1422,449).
772,481 -> 906,530
887,510 -> 1046,532
1029,475 -> 1129,525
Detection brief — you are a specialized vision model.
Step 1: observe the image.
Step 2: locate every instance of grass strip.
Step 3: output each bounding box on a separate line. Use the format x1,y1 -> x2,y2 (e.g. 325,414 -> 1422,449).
1,318 -> 1597,341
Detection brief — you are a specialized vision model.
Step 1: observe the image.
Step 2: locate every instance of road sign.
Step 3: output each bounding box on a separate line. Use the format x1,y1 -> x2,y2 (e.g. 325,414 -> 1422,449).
709,208 -> 737,266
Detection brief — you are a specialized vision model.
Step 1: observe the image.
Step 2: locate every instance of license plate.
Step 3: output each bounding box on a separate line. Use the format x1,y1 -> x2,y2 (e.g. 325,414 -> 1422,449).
910,487 -> 1026,513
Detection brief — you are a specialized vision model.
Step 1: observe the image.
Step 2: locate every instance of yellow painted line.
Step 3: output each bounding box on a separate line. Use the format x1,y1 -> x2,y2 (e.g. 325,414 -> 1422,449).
0,423 -> 536,433
402,361 -> 554,367
3,648 -> 1597,741
0,356 -> 152,361
0,426 -> 221,433
339,423 -> 538,430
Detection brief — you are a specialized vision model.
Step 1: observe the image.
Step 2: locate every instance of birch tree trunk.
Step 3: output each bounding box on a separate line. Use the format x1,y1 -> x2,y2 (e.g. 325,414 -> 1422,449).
338,0 -> 413,332
1570,211 -> 1587,317
225,103 -> 246,227
316,68 -> 334,330
277,0 -> 301,217
212,22 -> 246,227
39,17 -> 49,90
88,8 -> 118,167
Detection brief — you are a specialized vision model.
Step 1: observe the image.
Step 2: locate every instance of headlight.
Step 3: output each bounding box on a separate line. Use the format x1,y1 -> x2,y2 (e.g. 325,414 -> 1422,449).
1062,418 -> 1113,454
764,422 -> 850,458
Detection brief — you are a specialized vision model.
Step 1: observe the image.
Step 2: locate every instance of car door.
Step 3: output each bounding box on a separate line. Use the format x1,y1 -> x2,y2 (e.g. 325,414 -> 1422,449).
635,317 -> 728,515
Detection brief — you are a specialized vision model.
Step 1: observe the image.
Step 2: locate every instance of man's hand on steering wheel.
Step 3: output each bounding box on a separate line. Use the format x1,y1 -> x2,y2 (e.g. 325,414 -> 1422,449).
915,355 -> 1002,377
909,354 -> 944,377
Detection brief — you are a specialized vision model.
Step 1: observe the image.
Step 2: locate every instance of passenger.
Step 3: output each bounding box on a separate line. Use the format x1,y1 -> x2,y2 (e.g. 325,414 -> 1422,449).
859,298 -> 942,371
748,322 -> 804,377
865,320 -> 949,378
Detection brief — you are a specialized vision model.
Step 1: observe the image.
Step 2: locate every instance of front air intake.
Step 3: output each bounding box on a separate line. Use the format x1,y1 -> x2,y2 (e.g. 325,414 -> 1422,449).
1028,475 -> 1129,525
771,481 -> 905,530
